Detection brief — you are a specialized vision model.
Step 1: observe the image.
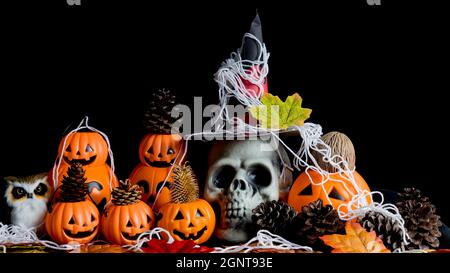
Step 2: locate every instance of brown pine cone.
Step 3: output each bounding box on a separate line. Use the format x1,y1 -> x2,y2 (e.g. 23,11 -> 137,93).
144,89 -> 178,134
290,199 -> 345,247
252,200 -> 297,236
112,179 -> 142,206
59,162 -> 88,202
396,191 -> 442,250
358,211 -> 407,252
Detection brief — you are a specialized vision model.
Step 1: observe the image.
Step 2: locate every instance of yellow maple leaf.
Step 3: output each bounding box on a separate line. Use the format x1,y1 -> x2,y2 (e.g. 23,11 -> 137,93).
249,93 -> 312,129
320,222 -> 391,253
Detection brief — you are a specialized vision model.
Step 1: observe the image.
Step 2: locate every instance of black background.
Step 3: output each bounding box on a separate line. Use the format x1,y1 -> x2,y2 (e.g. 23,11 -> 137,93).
0,0 -> 448,228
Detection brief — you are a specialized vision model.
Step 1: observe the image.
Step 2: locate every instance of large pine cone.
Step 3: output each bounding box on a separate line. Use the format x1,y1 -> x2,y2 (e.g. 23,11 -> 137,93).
252,200 -> 297,236
144,89 -> 178,134
111,179 -> 142,206
358,211 -> 407,252
396,189 -> 442,250
60,162 -> 88,202
290,199 -> 345,247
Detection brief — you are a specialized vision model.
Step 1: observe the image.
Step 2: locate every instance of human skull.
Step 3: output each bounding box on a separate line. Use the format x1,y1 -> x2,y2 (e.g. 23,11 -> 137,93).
204,139 -> 292,243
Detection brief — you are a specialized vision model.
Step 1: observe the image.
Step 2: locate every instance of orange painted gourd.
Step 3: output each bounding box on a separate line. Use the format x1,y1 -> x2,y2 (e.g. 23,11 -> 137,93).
101,180 -> 155,245
139,133 -> 183,168
288,170 -> 371,214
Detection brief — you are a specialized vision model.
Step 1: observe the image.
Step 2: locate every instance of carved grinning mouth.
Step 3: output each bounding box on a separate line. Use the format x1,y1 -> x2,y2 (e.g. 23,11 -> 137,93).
64,155 -> 97,166
64,227 -> 97,239
121,232 -> 143,241
173,226 -> 207,240
145,158 -> 175,168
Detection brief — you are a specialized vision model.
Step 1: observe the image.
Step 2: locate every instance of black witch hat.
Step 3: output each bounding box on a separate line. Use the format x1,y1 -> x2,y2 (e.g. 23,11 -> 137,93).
241,12 -> 264,61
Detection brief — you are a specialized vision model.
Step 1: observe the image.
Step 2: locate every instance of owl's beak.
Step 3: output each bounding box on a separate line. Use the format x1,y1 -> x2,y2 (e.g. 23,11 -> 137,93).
27,193 -> 33,199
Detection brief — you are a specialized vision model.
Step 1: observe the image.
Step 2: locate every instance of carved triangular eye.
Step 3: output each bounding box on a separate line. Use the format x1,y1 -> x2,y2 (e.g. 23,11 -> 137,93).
299,184 -> 313,195
69,217 -> 75,224
126,220 -> 133,227
147,147 -> 154,154
66,146 -> 72,152
167,148 -> 175,155
91,214 -> 96,222
175,211 -> 184,220
195,209 -> 204,217
328,187 -> 345,201
86,144 -> 93,152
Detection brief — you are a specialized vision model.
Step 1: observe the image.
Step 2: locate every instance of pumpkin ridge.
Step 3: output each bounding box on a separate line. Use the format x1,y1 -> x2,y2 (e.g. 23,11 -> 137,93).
171,163 -> 199,204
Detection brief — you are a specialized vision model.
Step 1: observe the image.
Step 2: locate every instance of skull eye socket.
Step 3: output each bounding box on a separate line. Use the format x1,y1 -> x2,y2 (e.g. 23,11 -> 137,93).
247,164 -> 272,187
213,165 -> 236,189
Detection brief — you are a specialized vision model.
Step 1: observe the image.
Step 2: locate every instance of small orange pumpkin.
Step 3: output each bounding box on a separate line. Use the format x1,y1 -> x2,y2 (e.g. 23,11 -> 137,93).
156,163 -> 215,244
101,179 -> 154,245
45,162 -> 99,244
288,170 -> 371,214
139,133 -> 183,168
288,131 -> 371,214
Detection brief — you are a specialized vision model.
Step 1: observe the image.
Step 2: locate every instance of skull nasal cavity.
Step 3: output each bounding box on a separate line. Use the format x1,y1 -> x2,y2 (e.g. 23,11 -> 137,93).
232,179 -> 247,191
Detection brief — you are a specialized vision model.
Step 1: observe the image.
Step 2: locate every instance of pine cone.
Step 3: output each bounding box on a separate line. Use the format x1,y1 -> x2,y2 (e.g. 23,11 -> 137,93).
399,187 -> 430,203
252,201 -> 297,236
290,199 -> 345,247
358,211 -> 407,252
112,179 -> 142,206
59,162 -> 88,202
144,89 -> 178,134
396,189 -> 442,250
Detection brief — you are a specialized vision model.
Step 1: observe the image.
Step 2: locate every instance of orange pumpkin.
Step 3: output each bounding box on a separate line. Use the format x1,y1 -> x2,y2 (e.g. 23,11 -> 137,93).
156,163 -> 215,244
157,199 -> 215,244
53,131 -> 118,210
139,133 -> 183,168
288,170 -> 371,214
46,201 -> 99,245
45,162 -> 100,245
129,164 -> 173,210
101,180 -> 154,245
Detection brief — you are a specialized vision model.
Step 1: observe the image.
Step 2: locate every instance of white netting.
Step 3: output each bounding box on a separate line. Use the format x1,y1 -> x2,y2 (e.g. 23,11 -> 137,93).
0,223 -> 80,252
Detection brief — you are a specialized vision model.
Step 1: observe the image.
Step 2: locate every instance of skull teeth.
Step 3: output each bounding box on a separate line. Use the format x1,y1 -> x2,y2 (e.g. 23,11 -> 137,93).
225,208 -> 244,219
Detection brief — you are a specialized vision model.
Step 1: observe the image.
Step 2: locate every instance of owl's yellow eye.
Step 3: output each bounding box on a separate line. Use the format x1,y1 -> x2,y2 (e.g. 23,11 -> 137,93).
34,183 -> 48,196
12,187 -> 26,199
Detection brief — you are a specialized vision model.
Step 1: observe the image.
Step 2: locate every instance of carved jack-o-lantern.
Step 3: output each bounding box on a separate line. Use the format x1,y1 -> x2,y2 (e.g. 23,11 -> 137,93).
157,199 -> 215,244
288,131 -> 371,214
156,163 -> 215,244
45,163 -> 100,244
101,180 -> 155,245
139,134 -> 183,168
288,170 -> 371,214
53,131 -> 118,210
58,132 -> 108,167
129,164 -> 173,210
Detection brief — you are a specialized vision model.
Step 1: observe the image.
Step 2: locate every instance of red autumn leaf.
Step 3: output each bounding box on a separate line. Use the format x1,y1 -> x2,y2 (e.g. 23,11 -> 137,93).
141,239 -> 214,253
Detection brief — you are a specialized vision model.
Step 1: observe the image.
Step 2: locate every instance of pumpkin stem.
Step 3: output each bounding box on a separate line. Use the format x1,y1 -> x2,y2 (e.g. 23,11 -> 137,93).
60,162 -> 88,202
171,162 -> 199,203
112,179 -> 142,206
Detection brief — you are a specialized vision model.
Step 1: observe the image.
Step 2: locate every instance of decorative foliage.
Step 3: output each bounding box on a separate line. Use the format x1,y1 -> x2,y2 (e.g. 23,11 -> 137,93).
320,222 -> 390,253
171,163 -> 199,203
249,93 -> 311,129
140,239 -> 214,253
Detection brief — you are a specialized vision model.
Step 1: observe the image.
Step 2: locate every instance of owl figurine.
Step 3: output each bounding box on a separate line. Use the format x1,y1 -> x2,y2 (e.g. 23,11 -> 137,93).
3,173 -> 51,232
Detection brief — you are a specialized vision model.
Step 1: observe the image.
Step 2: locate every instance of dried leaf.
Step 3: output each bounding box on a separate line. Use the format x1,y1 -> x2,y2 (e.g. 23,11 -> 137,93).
249,93 -> 312,129
320,222 -> 390,253
141,239 -> 214,253
75,244 -> 131,253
